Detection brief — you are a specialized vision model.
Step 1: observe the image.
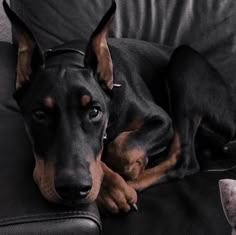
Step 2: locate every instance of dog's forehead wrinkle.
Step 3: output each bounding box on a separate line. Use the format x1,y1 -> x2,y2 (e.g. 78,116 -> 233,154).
41,64 -> 105,102
65,70 -> 107,104
44,49 -> 85,68
27,61 -> 109,116
39,66 -> 86,97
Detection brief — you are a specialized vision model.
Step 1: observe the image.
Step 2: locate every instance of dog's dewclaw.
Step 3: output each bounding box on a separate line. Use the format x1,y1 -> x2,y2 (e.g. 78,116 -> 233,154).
130,203 -> 138,211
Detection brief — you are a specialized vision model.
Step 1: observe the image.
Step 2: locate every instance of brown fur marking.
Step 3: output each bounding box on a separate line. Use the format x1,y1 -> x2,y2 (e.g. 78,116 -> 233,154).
92,12 -> 114,90
120,148 -> 147,180
93,35 -> 113,90
81,95 -> 91,107
105,129 -> 147,180
44,97 -> 55,109
97,162 -> 137,213
16,32 -> 34,89
127,119 -> 143,131
86,159 -> 104,203
105,130 -> 147,180
128,133 -> 181,191
33,157 -> 61,203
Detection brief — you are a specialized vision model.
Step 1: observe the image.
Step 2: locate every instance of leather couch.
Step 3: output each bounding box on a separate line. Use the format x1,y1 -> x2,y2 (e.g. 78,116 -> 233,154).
0,0 -> 236,234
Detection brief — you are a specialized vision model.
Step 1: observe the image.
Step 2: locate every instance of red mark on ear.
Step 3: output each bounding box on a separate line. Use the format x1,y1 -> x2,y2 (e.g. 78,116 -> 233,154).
45,97 -> 54,109
81,95 -> 91,107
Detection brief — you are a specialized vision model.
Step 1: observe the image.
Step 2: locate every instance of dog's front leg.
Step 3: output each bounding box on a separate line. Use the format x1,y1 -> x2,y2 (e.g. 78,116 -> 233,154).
103,108 -> 173,191
166,116 -> 201,179
97,162 -> 137,214
127,133 -> 180,191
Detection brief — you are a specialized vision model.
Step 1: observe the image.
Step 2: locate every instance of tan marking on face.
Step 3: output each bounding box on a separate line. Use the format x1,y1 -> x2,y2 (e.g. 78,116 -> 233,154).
44,97 -> 54,109
81,95 -> 91,107
33,157 -> 61,203
85,159 -> 104,203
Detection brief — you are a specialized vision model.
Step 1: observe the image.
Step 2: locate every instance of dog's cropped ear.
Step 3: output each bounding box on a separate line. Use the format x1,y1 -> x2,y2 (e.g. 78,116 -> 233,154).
85,2 -> 116,91
3,0 -> 44,90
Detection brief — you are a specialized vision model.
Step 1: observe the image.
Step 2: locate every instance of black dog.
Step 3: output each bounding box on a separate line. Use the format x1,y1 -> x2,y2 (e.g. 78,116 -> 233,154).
4,1 -> 233,214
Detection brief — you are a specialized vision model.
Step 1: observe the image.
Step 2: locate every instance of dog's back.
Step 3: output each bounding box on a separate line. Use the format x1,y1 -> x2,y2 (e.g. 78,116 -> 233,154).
108,38 -> 173,109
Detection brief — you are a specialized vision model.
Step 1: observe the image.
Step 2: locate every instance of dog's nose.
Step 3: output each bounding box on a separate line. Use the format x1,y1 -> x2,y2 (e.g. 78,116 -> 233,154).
55,175 -> 92,200
56,184 -> 91,200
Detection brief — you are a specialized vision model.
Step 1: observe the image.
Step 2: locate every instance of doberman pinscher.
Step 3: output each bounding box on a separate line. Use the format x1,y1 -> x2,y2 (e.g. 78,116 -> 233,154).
4,1 -> 235,214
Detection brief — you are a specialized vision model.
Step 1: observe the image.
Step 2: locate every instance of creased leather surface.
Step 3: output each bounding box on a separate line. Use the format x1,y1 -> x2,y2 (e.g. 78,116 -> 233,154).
0,42 -> 101,235
0,0 -> 11,42
10,0 -> 236,90
0,219 -> 100,235
10,0 -> 236,49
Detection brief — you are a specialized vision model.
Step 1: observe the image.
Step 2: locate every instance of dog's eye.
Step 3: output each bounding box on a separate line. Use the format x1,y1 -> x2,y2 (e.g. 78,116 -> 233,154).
88,107 -> 102,121
32,110 -> 48,122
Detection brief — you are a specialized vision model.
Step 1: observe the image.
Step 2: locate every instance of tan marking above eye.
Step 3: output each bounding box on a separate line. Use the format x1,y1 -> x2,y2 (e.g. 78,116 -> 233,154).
44,96 -> 55,109
81,95 -> 91,107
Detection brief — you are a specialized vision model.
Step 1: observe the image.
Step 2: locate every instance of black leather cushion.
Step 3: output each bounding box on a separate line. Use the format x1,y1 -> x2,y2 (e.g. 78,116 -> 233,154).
9,0 -> 236,48
102,169 -> 236,235
0,42 -> 101,235
9,0 -> 236,89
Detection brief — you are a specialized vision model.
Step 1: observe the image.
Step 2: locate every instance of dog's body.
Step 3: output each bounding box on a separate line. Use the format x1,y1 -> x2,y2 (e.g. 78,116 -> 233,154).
4,1 -> 235,213
101,39 -> 174,178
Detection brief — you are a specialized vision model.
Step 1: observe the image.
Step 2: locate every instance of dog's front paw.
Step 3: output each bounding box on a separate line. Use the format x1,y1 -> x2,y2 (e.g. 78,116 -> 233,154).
166,133 -> 200,179
167,151 -> 200,179
97,172 -> 137,214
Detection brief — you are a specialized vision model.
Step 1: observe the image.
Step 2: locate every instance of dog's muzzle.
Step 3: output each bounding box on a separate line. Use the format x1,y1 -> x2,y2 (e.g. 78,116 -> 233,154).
33,157 -> 104,205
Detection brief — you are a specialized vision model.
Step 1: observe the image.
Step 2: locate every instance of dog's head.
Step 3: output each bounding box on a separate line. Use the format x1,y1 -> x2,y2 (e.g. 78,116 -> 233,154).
4,0 -> 116,205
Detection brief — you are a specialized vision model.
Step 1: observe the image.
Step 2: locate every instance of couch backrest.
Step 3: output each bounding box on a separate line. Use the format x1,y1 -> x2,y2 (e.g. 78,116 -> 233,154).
10,0 -> 236,49
0,0 -> 11,42
6,0 -> 236,83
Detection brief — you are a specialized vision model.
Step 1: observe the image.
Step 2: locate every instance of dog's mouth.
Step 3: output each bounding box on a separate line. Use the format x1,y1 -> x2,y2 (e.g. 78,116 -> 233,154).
33,158 -> 104,205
